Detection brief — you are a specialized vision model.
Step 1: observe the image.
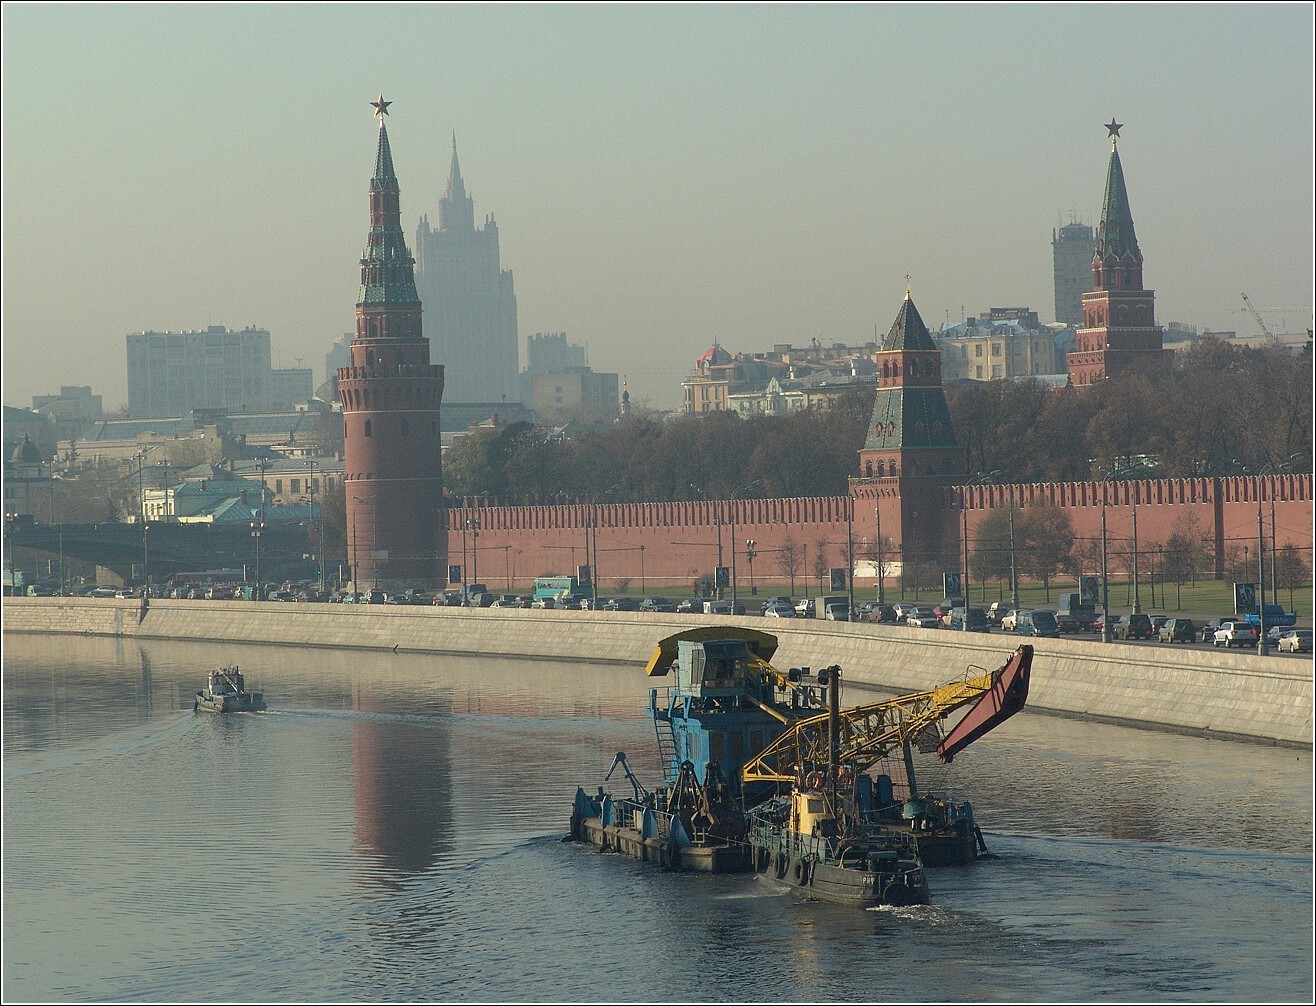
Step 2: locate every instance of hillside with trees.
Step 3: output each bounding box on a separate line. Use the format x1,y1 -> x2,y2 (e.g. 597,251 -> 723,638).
443,337 -> 1311,504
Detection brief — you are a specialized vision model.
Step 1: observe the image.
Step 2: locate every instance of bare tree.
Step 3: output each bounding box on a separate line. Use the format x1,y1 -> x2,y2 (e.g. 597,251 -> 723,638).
1275,544 -> 1311,610
775,535 -> 801,594
812,539 -> 830,593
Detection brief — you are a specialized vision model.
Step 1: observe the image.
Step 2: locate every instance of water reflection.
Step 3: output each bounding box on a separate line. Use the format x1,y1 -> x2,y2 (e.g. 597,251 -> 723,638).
351,705 -> 453,878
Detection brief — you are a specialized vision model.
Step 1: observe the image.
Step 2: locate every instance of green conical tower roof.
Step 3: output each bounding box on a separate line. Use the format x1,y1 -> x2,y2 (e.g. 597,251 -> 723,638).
1096,146 -> 1141,264
880,294 -> 937,352
374,120 -> 397,183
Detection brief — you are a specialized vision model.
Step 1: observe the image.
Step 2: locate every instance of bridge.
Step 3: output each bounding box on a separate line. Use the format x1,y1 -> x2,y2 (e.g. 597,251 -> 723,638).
5,520 -> 332,586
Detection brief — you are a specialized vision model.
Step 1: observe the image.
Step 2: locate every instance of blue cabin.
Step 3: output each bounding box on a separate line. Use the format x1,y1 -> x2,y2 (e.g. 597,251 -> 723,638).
644,628 -> 825,797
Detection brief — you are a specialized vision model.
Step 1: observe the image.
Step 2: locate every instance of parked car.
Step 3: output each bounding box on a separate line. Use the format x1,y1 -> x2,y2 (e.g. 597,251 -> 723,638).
1054,613 -> 1082,634
892,602 -> 921,622
794,599 -> 816,617
529,596 -> 556,609
987,601 -> 1012,626
1158,617 -> 1196,643
1112,613 -> 1153,640
1213,620 -> 1260,648
824,603 -> 850,621
760,597 -> 793,614
1000,609 -> 1019,632
639,596 -> 676,613
1148,615 -> 1169,635
906,607 -> 940,628
1199,617 -> 1232,644
1015,609 -> 1060,638
763,604 -> 797,618
603,596 -> 639,612
1277,628 -> 1313,653
932,600 -> 961,623
874,604 -> 899,623
559,596 -> 585,610
675,598 -> 699,614
948,606 -> 990,632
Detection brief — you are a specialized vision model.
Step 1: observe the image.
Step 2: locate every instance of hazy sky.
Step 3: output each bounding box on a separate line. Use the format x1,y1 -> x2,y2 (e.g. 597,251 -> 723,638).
3,3 -> 1312,413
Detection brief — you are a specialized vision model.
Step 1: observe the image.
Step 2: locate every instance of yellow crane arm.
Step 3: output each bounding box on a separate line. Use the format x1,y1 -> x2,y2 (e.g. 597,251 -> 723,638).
740,665 -> 1001,785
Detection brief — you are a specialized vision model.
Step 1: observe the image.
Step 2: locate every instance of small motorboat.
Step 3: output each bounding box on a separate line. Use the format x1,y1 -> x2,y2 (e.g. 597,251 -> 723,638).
194,666 -> 267,713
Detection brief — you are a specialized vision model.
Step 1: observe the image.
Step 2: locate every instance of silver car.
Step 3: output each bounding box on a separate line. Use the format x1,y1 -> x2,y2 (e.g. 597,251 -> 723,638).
1277,628 -> 1313,653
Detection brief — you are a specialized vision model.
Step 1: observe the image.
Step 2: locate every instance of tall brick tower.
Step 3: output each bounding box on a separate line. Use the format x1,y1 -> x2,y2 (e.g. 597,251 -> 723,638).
1067,120 -> 1168,387
853,291 -> 964,578
339,98 -> 446,590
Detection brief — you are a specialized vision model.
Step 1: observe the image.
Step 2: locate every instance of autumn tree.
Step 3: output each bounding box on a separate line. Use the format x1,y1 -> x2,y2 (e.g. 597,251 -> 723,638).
969,508 -> 1015,590
1275,544 -> 1311,610
775,535 -> 802,594
1164,512 -> 1208,609
1016,501 -> 1075,601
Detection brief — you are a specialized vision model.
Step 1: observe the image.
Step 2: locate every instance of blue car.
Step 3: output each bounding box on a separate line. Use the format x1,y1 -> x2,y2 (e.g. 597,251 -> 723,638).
1015,609 -> 1060,638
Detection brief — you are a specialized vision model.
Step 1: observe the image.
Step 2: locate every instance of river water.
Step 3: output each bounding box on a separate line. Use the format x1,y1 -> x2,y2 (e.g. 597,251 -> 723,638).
2,633 -> 1311,1003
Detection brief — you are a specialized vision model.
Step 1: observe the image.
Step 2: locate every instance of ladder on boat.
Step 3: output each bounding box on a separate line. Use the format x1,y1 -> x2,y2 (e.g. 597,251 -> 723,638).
653,718 -> 678,786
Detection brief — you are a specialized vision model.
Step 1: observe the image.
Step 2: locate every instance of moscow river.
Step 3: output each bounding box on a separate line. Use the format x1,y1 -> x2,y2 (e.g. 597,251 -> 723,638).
2,633 -> 1312,1003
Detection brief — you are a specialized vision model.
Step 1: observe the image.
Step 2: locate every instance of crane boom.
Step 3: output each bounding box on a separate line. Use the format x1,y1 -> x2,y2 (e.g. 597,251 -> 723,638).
1241,292 -> 1272,339
739,645 -> 1032,785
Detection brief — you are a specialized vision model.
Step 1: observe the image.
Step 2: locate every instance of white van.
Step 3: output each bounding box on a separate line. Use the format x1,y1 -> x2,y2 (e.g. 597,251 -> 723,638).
702,599 -> 732,615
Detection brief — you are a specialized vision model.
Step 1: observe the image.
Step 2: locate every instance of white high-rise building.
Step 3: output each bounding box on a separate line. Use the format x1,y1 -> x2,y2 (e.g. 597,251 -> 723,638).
126,326 -> 272,418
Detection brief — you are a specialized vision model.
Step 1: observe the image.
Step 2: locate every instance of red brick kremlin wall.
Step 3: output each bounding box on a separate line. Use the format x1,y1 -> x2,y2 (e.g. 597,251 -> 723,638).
446,497 -> 853,591
446,474 -> 1312,591
959,474 -> 1312,580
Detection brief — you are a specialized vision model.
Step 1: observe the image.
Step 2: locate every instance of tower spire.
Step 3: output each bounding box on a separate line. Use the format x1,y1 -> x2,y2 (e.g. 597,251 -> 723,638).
1096,144 -> 1139,265
438,131 -> 475,231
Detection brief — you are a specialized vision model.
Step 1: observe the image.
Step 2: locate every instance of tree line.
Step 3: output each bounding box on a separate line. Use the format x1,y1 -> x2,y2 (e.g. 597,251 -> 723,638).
443,336 -> 1312,503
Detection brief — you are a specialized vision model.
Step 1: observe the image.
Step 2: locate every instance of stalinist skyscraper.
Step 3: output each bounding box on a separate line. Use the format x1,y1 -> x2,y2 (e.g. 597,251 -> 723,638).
414,137 -> 519,405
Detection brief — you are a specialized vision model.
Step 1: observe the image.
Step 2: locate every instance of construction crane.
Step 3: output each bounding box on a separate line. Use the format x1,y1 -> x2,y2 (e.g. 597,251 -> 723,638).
1241,293 -> 1273,339
739,645 -> 1032,786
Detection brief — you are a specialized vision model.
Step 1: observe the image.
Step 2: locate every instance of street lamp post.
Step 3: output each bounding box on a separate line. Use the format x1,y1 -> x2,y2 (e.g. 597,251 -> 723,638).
249,519 -> 264,599
728,479 -> 762,612
468,516 -> 481,596
460,513 -> 469,596
1234,455 -> 1300,656
846,495 -> 855,617
1098,464 -> 1140,642
1131,482 -> 1142,615
745,539 -> 757,596
961,471 -> 1000,632
875,503 -> 885,606
1007,487 -> 1019,613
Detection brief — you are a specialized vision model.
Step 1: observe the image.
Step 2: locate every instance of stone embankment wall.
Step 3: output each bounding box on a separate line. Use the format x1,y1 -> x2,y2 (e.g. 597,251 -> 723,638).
4,598 -> 1311,748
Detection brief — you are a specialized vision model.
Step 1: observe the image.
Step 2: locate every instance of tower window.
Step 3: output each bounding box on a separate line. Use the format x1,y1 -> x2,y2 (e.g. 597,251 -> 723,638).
364,419 -> 372,438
